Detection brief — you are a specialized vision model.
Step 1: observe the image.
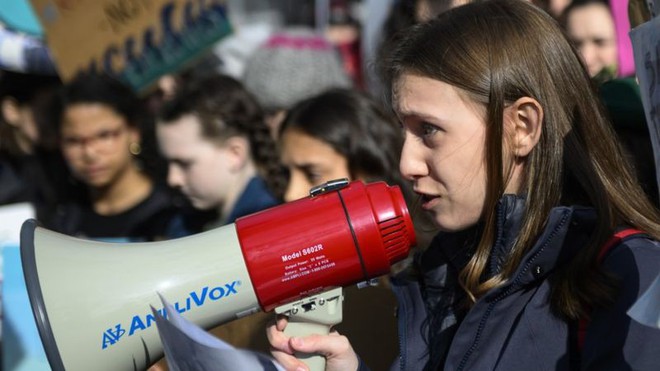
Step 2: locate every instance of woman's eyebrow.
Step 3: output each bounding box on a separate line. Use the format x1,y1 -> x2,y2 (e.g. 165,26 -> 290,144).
293,163 -> 318,172
397,109 -> 441,124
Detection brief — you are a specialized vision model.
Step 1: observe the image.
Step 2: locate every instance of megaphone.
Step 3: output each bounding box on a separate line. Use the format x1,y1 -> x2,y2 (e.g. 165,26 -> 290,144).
21,179 -> 416,371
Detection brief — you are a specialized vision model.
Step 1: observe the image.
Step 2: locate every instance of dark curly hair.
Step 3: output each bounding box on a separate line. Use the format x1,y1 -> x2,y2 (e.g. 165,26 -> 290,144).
158,74 -> 286,199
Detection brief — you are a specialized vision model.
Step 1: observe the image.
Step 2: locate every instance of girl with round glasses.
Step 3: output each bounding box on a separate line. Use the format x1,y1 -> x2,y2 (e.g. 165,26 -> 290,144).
50,73 -> 179,242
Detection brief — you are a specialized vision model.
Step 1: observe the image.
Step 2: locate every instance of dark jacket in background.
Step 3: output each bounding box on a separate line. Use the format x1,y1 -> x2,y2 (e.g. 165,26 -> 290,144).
48,183 -> 180,242
0,149 -> 70,223
166,176 -> 280,238
600,78 -> 659,208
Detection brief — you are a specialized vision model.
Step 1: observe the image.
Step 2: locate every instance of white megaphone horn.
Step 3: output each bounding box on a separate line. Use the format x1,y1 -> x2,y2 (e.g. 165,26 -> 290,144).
20,179 -> 416,371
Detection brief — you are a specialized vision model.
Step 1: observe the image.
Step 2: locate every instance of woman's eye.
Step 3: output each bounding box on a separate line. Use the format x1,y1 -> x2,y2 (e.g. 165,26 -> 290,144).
304,170 -> 323,185
97,131 -> 113,140
422,123 -> 440,136
593,38 -> 610,47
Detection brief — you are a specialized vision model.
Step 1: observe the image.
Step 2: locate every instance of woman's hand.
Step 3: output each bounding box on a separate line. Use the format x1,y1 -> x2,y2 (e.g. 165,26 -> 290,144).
267,315 -> 360,371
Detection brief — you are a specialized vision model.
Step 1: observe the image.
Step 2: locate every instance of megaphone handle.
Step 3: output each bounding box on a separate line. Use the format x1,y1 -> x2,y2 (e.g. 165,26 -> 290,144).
284,321 -> 332,371
275,287 -> 344,371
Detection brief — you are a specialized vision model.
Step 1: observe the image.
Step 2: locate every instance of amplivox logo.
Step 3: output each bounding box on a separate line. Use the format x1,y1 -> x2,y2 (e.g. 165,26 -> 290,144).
101,281 -> 240,349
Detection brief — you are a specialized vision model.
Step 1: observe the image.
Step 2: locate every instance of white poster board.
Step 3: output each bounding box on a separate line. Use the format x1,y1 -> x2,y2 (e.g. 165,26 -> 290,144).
630,17 -> 660,202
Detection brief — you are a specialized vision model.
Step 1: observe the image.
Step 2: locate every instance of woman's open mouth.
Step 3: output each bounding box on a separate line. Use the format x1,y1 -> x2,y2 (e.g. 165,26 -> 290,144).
417,192 -> 441,210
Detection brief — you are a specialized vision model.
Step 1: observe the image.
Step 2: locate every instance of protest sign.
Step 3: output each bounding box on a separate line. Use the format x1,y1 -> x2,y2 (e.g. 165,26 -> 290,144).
29,0 -> 232,93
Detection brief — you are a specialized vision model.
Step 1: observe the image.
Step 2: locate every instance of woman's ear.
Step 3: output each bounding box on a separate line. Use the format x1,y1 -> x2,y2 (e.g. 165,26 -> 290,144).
127,126 -> 141,147
504,97 -> 543,158
2,97 -> 22,126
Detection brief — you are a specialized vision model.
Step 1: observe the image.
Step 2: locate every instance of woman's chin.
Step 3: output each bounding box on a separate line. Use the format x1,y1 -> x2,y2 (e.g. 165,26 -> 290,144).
433,215 -> 479,233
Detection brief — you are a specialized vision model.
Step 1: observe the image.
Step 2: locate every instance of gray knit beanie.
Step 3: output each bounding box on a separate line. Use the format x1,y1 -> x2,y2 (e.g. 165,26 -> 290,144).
242,27 -> 352,111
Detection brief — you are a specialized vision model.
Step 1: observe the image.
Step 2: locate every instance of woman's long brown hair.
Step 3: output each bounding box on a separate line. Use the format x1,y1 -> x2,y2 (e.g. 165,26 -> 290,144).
383,0 -> 660,319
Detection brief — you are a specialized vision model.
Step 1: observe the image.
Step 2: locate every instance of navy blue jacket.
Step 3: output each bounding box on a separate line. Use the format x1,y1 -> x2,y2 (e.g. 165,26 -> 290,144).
167,176 -> 279,238
386,195 -> 660,371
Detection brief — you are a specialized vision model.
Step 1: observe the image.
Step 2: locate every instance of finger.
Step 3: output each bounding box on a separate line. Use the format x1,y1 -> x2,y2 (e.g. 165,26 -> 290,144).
266,322 -> 295,354
270,347 -> 309,371
289,333 -> 353,358
276,314 -> 289,331
266,314 -> 290,340
266,313 -> 278,327
289,334 -> 359,371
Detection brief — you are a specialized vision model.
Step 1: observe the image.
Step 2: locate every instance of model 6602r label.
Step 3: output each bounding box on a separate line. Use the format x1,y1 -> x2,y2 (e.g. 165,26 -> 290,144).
281,244 -> 336,282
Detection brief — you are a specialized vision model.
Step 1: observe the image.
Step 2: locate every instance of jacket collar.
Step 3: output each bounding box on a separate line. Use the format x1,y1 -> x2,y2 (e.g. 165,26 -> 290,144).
485,202 -> 597,296
488,194 -> 526,276
417,194 -> 525,280
417,195 -> 597,291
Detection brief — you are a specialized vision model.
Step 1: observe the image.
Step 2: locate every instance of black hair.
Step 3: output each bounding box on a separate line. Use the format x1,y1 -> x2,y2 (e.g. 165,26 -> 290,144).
56,72 -> 168,181
279,88 -> 403,186
279,88 -> 437,248
0,70 -> 62,154
0,70 -> 61,103
58,72 -> 143,130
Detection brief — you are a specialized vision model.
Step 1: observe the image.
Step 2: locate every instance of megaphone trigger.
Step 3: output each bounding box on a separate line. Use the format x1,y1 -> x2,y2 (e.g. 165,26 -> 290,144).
275,287 -> 344,370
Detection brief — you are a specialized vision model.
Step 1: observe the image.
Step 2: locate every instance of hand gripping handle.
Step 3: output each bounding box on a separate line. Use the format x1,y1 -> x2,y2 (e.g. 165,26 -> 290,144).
275,287 -> 344,371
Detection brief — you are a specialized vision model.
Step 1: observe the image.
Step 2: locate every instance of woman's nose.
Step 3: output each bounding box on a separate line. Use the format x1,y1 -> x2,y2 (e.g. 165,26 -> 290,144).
284,174 -> 310,202
399,136 -> 426,181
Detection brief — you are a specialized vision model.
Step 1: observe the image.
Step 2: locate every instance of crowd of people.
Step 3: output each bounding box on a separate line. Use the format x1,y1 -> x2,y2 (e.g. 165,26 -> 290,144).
1,0 -> 659,370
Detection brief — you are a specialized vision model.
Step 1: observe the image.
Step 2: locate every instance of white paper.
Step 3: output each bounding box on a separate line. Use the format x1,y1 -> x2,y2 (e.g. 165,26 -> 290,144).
0,202 -> 34,245
153,294 -> 285,371
627,273 -> 660,329
630,17 -> 660,203
647,0 -> 659,18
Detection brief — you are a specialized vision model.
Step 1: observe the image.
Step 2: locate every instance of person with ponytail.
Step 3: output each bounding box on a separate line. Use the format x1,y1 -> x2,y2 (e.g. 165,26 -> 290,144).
267,1 -> 660,370
156,73 -> 285,234
153,73 -> 286,366
277,87 -> 437,370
